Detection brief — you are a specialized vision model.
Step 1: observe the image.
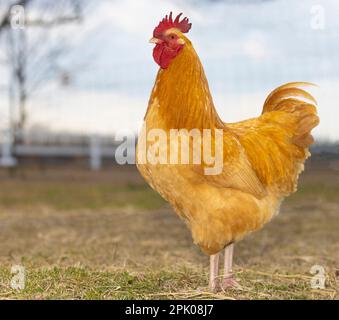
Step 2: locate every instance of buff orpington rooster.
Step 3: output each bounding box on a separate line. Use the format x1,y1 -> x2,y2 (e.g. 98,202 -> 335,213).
136,12 -> 319,292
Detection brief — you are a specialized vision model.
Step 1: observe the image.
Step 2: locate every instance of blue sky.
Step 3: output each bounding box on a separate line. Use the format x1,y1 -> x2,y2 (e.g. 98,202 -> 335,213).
0,0 -> 338,141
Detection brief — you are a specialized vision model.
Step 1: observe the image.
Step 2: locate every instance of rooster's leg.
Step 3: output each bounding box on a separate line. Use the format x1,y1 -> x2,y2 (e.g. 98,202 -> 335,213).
209,253 -> 220,292
221,243 -> 240,290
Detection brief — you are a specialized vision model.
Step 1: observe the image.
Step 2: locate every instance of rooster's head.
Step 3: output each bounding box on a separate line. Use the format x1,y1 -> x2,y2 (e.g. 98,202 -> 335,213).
150,12 -> 192,69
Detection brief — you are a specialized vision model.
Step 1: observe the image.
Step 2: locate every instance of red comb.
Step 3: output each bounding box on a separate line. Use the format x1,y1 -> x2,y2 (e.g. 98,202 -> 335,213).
153,12 -> 192,38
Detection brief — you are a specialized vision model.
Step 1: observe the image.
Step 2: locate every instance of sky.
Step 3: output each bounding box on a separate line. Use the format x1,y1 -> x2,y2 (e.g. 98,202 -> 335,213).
0,0 -> 338,141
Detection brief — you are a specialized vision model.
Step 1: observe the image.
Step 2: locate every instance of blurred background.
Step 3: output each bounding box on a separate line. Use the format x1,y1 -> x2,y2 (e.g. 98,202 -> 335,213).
0,0 -> 337,299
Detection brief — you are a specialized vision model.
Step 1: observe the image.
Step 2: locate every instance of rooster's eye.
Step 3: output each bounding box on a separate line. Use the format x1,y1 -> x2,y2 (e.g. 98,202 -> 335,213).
170,35 -> 175,40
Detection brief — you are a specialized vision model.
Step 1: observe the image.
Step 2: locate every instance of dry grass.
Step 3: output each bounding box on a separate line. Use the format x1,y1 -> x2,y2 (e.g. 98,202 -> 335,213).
0,164 -> 338,299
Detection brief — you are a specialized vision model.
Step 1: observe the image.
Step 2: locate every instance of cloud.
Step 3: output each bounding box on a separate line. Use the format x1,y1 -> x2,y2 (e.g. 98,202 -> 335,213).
0,0 -> 339,140
242,31 -> 271,60
27,88 -> 146,135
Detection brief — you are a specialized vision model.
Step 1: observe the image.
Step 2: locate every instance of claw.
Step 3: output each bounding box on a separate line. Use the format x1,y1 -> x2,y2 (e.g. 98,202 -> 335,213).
220,273 -> 241,291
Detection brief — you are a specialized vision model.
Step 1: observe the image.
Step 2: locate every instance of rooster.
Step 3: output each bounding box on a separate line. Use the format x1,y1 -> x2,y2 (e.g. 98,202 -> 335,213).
137,12 -> 319,292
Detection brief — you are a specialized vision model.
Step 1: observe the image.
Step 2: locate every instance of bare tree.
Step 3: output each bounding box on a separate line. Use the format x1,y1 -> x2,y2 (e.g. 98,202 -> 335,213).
0,0 -> 89,142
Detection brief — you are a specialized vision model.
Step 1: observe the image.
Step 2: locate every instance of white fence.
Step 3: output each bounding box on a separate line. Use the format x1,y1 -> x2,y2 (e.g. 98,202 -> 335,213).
0,135 -> 124,170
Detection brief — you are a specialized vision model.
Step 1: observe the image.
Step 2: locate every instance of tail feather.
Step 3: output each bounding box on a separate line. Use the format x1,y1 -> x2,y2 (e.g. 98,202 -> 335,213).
262,82 -> 319,149
262,82 -> 317,113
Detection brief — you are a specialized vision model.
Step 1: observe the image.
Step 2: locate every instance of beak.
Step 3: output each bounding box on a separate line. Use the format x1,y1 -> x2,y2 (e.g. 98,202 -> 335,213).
177,38 -> 185,45
149,37 -> 162,44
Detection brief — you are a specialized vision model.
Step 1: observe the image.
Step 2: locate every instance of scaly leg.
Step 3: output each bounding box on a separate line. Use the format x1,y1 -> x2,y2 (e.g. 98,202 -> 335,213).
209,253 -> 220,292
221,243 -> 240,290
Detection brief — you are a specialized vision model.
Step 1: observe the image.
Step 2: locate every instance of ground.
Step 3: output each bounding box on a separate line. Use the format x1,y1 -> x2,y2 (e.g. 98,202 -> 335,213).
0,162 -> 338,300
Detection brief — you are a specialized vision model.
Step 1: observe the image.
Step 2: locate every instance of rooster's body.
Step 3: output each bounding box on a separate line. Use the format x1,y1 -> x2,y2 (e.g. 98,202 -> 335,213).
137,13 -> 319,291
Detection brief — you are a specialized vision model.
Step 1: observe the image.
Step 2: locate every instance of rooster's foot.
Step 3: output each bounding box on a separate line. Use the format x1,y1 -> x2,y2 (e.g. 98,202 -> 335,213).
220,273 -> 240,291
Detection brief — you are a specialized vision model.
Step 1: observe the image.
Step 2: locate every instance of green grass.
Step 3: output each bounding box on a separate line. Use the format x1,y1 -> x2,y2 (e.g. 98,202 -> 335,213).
288,183 -> 339,202
0,266 -> 337,300
0,182 -> 165,211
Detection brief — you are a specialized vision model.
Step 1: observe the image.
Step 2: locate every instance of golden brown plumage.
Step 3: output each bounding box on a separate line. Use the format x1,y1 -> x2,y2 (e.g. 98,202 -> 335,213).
137,20 -> 319,289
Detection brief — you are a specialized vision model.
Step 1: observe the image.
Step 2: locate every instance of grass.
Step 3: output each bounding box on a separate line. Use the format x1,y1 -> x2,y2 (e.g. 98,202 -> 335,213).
0,165 -> 338,300
0,181 -> 165,210
0,266 -> 337,300
289,183 -> 339,202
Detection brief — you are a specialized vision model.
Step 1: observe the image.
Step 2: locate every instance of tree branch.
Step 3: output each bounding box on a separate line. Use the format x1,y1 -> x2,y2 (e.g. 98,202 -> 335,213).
26,15 -> 82,28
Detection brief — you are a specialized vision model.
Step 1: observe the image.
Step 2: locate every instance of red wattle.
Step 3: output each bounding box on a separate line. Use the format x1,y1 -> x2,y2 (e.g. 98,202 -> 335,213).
153,44 -> 183,69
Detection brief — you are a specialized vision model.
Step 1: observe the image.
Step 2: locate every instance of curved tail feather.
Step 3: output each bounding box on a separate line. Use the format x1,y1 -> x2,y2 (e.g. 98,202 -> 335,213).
262,82 -> 319,149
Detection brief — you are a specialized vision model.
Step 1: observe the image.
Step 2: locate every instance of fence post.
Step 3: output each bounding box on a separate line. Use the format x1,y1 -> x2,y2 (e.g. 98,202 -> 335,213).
89,135 -> 101,170
0,129 -> 17,167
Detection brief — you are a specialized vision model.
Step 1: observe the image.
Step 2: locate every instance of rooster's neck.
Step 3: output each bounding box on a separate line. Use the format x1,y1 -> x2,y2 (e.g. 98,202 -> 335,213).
146,42 -> 224,130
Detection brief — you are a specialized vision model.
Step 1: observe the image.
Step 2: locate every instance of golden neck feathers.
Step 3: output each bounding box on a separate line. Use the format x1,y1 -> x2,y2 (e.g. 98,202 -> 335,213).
145,38 -> 224,130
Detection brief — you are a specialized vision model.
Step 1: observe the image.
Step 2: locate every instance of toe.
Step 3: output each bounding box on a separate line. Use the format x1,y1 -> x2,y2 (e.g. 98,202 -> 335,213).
221,277 -> 241,290
209,279 -> 220,293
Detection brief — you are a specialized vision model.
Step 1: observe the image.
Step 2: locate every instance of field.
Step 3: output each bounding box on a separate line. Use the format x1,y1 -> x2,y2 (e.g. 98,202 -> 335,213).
0,161 -> 338,300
